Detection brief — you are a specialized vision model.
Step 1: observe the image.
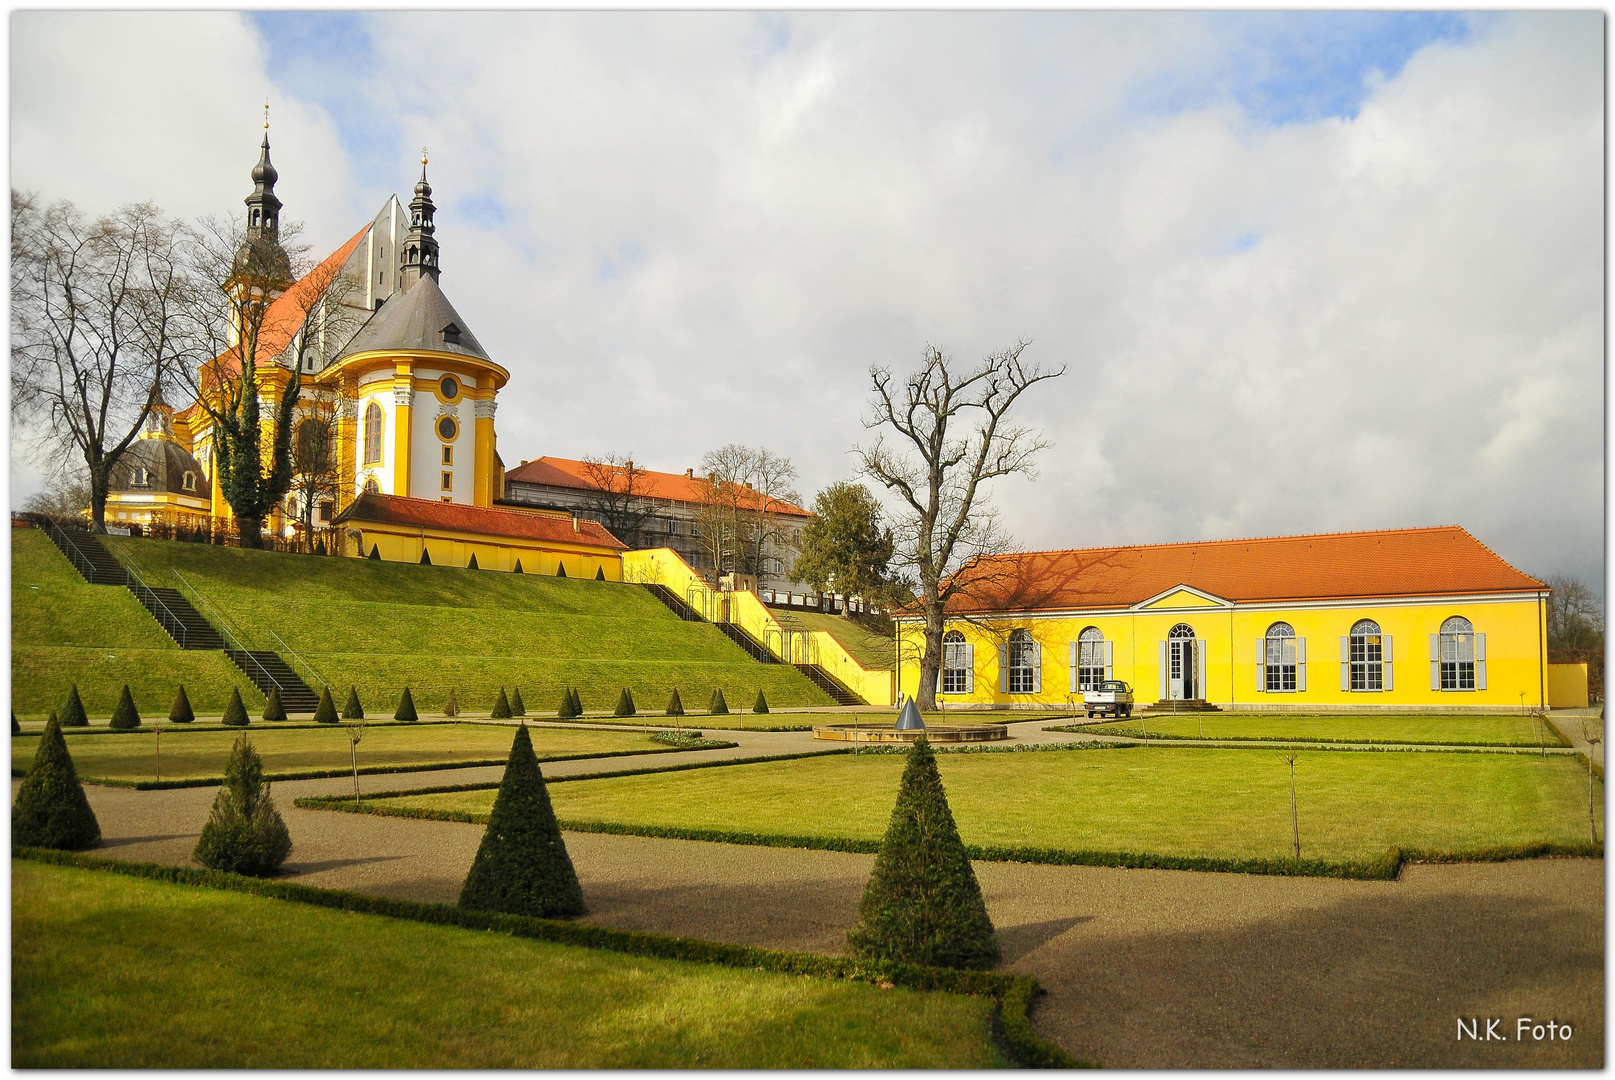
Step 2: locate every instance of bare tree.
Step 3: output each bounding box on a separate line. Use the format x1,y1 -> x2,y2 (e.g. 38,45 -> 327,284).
579,453 -> 661,548
21,467 -> 94,522
1547,575 -> 1604,650
12,194 -> 189,531
693,444 -> 800,582
857,341 -> 1064,710
288,384 -> 344,552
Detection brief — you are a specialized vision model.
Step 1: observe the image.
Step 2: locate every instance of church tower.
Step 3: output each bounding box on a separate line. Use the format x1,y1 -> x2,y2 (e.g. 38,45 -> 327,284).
398,153 -> 440,292
229,108 -> 293,329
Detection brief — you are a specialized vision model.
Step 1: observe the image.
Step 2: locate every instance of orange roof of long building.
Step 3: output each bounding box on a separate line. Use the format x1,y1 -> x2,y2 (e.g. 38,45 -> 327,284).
335,492 -> 627,549
505,456 -> 811,516
942,526 -> 1546,613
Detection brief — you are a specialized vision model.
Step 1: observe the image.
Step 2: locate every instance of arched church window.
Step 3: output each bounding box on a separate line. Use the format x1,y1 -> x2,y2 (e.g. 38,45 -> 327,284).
1349,619 -> 1383,691
1006,629 -> 1038,694
1077,626 -> 1107,691
1439,616 -> 1476,691
1264,622 -> 1298,692
363,477 -> 380,495
363,402 -> 383,465
182,471 -> 196,492
942,629 -> 971,695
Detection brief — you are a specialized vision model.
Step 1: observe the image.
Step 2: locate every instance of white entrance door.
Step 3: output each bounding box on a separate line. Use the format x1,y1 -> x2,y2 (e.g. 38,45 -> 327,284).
1168,632 -> 1198,700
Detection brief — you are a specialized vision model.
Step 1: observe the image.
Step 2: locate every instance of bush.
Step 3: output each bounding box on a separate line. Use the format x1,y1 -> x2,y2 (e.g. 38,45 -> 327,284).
313,687 -> 339,725
491,688 -> 512,719
614,688 -> 636,717
710,689 -> 729,716
752,690 -> 769,715
59,684 -> 88,728
510,687 -> 526,717
395,687 -> 419,723
571,688 -> 583,716
556,687 -> 578,719
458,725 -> 586,919
444,689 -> 460,718
192,734 -> 292,876
846,736 -> 1000,970
11,711 -> 19,735
109,684 -> 142,730
262,687 -> 288,723
169,685 -> 196,724
222,688 -> 250,727
666,689 -> 685,717
343,686 -> 365,720
11,714 -> 100,850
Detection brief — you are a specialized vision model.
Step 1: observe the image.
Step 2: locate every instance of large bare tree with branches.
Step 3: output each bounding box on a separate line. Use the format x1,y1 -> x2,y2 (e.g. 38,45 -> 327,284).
857,341 -> 1064,709
579,453 -> 661,548
693,444 -> 801,582
11,194 -> 189,531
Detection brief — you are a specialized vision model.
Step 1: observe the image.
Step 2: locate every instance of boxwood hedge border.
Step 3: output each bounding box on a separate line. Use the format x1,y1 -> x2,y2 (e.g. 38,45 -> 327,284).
12,847 -> 1084,1069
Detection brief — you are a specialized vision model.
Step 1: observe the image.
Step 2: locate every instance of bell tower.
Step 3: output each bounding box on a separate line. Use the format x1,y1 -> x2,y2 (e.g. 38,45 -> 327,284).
399,149 -> 440,292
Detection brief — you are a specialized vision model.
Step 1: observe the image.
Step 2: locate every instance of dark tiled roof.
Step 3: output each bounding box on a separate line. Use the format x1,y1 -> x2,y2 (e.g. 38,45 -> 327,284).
340,274 -> 491,362
335,492 -> 626,549
107,439 -> 207,498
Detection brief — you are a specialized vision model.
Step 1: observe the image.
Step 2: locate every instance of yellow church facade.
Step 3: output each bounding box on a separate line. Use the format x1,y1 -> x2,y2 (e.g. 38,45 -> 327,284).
900,527 -> 1555,713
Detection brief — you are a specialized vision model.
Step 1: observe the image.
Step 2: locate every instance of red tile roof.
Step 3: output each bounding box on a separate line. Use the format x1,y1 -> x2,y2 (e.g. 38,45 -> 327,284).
942,526 -> 1546,613
505,456 -> 811,516
335,493 -> 627,550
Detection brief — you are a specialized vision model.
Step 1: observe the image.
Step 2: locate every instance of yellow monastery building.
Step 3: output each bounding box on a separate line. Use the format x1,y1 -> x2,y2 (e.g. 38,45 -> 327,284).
899,526 -> 1561,713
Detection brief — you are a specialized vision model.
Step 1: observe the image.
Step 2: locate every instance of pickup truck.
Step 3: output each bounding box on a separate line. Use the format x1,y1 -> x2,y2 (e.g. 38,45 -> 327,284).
1082,680 -> 1134,719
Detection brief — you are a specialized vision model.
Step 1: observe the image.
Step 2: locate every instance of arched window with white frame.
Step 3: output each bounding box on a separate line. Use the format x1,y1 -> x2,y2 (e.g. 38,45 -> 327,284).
1000,628 -> 1041,695
1262,622 -> 1301,692
1071,626 -> 1110,692
1433,616 -> 1482,691
362,401 -> 384,466
941,629 -> 973,695
1345,619 -> 1388,692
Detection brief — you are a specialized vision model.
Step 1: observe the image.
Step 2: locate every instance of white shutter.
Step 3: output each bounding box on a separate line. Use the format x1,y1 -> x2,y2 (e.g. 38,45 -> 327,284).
1383,635 -> 1393,691
1159,641 -> 1168,699
965,644 -> 975,694
1103,640 -> 1114,680
1256,638 -> 1266,693
1430,632 -> 1441,691
1032,642 -> 1043,695
1196,639 -> 1207,699
935,671 -> 941,696
1296,637 -> 1307,691
1339,636 -> 1350,691
1069,641 -> 1078,694
1475,632 -> 1486,690
999,645 -> 1008,693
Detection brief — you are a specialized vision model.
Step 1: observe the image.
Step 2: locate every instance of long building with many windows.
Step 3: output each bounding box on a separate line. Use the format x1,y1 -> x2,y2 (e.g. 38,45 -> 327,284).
898,525 -> 1558,712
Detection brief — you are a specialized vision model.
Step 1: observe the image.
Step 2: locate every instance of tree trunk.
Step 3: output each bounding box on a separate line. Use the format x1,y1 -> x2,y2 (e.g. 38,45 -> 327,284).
88,469 -> 111,534
915,599 -> 946,711
237,515 -> 265,549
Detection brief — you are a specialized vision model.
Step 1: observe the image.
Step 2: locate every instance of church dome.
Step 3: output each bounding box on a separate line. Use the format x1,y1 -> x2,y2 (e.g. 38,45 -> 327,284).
107,440 -> 208,498
338,273 -> 495,366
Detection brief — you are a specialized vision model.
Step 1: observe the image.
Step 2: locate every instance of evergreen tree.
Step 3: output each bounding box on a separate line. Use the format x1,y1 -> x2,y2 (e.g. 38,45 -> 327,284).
12,714 -> 100,850
458,725 -> 585,919
595,566 -> 605,581
222,688 -> 250,727
109,684 -> 142,729
192,734 -> 292,876
666,689 -> 685,717
512,559 -> 523,574
11,711 -> 19,735
556,687 -> 577,718
395,687 -> 418,722
752,690 -> 770,714
262,686 -> 288,723
313,687 -> 339,725
491,688 -> 513,719
420,548 -> 431,565
467,553 -> 479,570
444,689 -> 460,717
555,563 -> 566,578
169,685 -> 196,724
510,687 -> 526,717
59,684 -> 88,728
709,689 -> 729,715
569,688 -> 583,716
369,544 -> 380,560
343,685 -> 365,720
614,688 -> 636,717
846,737 -> 999,970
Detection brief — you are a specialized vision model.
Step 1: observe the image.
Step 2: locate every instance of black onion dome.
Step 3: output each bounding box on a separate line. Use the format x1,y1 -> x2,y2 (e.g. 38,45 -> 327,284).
107,441 -> 208,498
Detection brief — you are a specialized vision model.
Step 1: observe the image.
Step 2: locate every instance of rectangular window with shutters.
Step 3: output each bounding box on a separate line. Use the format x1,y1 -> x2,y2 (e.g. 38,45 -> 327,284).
1265,636 -> 1298,691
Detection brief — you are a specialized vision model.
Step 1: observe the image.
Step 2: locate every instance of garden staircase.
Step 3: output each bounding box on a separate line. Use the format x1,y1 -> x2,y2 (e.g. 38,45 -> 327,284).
715,622 -> 778,664
793,663 -> 865,706
225,650 -> 320,713
127,584 -> 226,651
1140,699 -> 1224,715
643,583 -> 702,622
34,516 -> 127,585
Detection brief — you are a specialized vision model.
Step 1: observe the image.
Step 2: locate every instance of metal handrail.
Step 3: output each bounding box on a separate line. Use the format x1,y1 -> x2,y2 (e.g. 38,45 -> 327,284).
100,537 -> 193,648
263,625 -> 329,692
34,515 -> 99,583
168,570 -> 297,700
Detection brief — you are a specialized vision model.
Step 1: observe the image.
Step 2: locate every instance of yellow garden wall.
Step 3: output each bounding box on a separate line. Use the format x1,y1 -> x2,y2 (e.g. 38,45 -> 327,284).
354,524 -> 623,580
1547,663 -> 1590,709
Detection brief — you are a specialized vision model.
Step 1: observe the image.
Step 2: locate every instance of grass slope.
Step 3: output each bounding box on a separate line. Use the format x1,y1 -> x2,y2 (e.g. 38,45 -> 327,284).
775,610 -> 896,671
12,530 -> 263,718
12,860 -> 1002,1068
1072,712 -> 1568,747
10,723 -> 674,783
375,746 -> 1605,864
107,537 -> 831,712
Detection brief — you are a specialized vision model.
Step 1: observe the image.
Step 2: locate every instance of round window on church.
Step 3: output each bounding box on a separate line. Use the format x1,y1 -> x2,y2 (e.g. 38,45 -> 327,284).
438,415 -> 459,441
440,376 -> 459,400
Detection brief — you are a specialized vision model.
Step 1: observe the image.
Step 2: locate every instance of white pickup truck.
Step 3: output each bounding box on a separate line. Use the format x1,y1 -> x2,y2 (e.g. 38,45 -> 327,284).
1082,680 -> 1134,719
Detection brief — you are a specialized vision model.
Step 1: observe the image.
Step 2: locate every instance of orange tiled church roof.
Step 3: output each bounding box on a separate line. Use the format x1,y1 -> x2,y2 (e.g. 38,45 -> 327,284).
943,526 -> 1546,613
506,456 -> 811,516
335,492 -> 628,549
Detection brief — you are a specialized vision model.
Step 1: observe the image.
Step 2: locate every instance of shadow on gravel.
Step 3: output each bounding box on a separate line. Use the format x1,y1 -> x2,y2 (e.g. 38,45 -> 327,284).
1027,881 -> 1603,1069
283,855 -> 411,875
578,877 -> 867,955
995,915 -> 1092,964
98,834 -> 195,848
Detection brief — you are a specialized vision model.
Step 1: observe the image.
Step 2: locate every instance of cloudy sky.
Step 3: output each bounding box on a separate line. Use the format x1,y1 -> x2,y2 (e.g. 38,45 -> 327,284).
10,11 -> 1604,590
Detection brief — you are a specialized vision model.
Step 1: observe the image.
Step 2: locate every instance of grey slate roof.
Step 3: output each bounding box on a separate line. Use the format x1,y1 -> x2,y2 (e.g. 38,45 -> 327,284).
108,439 -> 208,498
338,274 -> 492,362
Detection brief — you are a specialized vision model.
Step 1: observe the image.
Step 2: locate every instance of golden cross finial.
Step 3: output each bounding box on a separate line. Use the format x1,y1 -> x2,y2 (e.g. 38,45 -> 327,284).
421,146 -> 429,166
263,100 -> 270,130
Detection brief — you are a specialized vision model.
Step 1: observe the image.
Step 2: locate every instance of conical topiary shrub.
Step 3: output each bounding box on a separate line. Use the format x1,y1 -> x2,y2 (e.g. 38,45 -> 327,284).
12,714 -> 100,850
343,686 -> 364,720
752,690 -> 769,715
11,711 -> 19,735
458,726 -> 585,919
444,689 -> 460,718
556,687 -> 578,719
569,688 -> 583,717
169,685 -> 195,724
59,684 -> 88,728
262,687 -> 288,723
313,687 -> 339,725
846,737 -> 1000,970
614,688 -> 636,717
395,687 -> 418,723
109,684 -> 142,730
192,734 -> 292,876
709,689 -> 729,716
511,687 -> 526,717
491,688 -> 513,719
666,689 -> 685,717
222,688 -> 250,727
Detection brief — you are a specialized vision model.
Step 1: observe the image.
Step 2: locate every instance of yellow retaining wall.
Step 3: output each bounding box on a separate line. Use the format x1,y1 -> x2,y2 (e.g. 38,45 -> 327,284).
353,523 -> 623,580
1547,663 -> 1589,709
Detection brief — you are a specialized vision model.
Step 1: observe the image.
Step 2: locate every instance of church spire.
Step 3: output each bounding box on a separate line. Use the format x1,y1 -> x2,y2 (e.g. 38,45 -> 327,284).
399,148 -> 440,292
245,101 -> 282,241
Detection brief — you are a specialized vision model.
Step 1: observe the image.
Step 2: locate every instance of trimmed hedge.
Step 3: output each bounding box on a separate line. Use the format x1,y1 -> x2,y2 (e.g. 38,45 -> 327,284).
614,688 -> 636,718
262,687 -> 288,723
313,687 -> 339,725
169,685 -> 195,724
395,688 -> 418,723
222,688 -> 249,727
1041,723 -> 1573,750
666,689 -> 685,717
59,684 -> 89,728
12,715 -> 100,850
710,689 -> 729,715
343,686 -> 365,720
11,846 -> 1085,1069
109,685 -> 141,730
491,688 -> 512,719
510,687 -> 526,717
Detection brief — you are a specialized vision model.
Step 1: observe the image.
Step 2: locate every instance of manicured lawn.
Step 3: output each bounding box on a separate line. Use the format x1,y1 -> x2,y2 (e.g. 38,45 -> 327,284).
1071,713 -> 1566,747
11,723 -> 674,782
775,610 -> 895,671
377,747 -> 1604,862
11,861 -> 1003,1068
